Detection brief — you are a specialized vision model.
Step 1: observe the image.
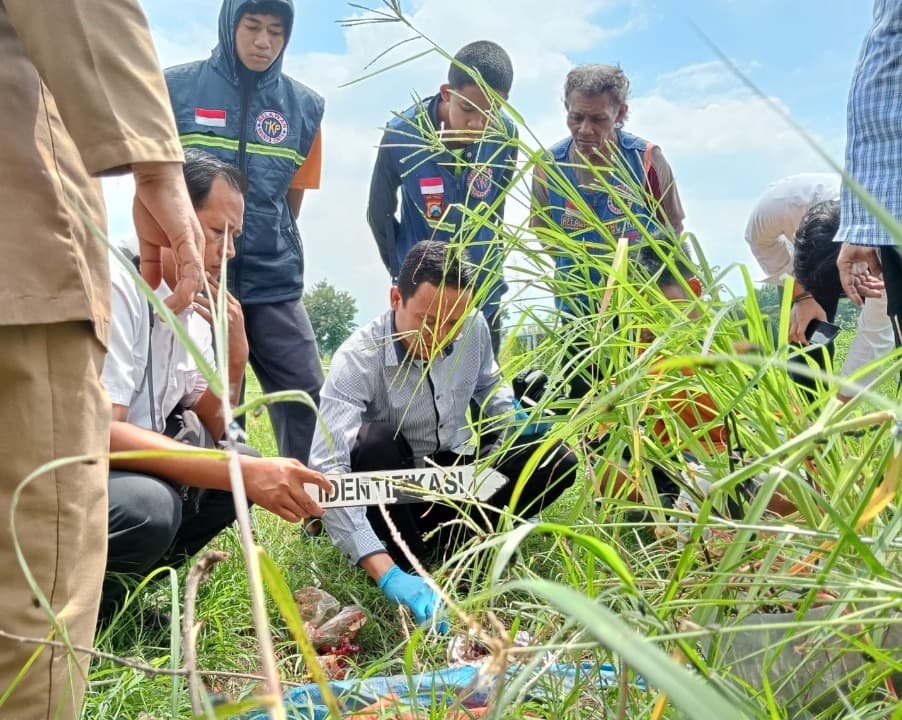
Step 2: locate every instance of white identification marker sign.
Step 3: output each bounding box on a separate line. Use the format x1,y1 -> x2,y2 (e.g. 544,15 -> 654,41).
309,465 -> 508,508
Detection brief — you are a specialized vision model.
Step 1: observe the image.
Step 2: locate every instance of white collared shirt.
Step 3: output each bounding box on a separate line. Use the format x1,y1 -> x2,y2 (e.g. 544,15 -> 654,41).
102,251 -> 214,431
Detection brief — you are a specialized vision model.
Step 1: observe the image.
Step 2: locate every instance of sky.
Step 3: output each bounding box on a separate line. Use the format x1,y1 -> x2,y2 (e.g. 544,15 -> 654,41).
103,0 -> 873,327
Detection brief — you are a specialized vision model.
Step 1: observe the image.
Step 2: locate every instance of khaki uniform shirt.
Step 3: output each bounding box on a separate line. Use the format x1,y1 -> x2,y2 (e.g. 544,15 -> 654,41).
0,0 -> 185,347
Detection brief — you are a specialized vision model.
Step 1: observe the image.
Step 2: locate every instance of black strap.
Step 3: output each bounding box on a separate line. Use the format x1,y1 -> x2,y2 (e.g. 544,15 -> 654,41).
119,247 -> 159,433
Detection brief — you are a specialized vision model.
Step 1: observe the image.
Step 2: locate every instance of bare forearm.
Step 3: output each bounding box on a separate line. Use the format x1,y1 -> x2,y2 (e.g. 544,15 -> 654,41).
110,420 -> 238,489
287,188 -> 304,218
359,552 -> 395,583
191,347 -> 246,439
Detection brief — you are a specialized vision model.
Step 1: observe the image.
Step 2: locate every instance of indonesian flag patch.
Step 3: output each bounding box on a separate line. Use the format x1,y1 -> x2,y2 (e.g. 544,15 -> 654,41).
419,177 -> 444,195
195,107 -> 227,127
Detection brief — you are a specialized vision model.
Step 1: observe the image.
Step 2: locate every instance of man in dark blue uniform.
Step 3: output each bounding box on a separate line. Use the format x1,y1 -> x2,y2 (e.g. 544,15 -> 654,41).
166,0 -> 325,463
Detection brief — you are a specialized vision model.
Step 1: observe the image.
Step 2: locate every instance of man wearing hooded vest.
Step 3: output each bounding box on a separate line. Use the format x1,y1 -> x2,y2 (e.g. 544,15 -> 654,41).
0,2 -> 205,718
531,63 -> 685,398
166,0 -> 325,464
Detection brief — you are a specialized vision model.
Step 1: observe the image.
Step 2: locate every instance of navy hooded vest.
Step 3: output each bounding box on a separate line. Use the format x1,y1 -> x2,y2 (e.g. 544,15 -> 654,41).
165,0 -> 324,305
384,94 -> 517,313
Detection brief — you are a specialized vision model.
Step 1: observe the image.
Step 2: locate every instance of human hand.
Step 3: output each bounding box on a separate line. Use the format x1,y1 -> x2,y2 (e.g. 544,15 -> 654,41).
242,456 -> 331,522
788,296 -> 827,345
192,275 -> 249,369
837,243 -> 884,306
513,397 -> 553,437
378,565 -> 449,633
132,161 -> 204,313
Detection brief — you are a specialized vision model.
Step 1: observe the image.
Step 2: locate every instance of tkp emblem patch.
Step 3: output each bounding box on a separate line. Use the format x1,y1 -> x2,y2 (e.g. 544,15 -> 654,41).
255,110 -> 289,144
466,166 -> 494,199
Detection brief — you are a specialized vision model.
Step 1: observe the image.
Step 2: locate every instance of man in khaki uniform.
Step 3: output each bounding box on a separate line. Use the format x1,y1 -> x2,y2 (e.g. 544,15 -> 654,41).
0,2 -> 204,717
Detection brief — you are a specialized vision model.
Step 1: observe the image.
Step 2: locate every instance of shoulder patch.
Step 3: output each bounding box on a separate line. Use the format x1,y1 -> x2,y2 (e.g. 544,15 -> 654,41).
467,166 -> 494,199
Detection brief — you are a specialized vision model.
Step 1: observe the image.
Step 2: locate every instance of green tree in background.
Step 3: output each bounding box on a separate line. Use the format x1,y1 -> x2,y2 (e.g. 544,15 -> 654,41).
754,283 -> 781,320
304,279 -> 357,358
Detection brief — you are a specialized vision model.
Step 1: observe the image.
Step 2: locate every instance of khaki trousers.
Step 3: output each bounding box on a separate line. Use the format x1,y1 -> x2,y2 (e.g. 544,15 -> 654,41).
0,323 -> 108,719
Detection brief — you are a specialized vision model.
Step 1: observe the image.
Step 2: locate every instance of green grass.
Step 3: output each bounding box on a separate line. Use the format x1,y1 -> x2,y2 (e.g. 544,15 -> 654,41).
84,371 -> 477,718
81,368 -> 656,719
82,318 -> 902,720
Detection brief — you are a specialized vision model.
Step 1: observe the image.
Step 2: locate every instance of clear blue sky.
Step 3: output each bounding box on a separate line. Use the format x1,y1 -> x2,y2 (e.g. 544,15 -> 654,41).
103,0 -> 874,325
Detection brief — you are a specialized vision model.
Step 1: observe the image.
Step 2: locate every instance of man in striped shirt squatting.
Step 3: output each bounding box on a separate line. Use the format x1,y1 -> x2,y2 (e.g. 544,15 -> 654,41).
310,240 -> 578,632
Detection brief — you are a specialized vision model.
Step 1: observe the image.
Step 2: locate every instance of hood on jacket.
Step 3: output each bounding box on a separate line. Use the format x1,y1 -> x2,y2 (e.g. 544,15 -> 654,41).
213,0 -> 294,82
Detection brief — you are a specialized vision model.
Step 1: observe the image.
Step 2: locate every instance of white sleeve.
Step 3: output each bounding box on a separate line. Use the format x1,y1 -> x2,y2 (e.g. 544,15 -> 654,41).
312,344 -> 388,564
182,314 -> 214,408
102,260 -> 149,408
839,294 -> 896,385
744,201 -> 796,284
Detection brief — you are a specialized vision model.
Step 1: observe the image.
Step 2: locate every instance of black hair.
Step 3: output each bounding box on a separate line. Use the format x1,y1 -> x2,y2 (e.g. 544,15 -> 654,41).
241,0 -> 290,21
182,148 -> 249,209
448,40 -> 514,94
396,240 -> 474,302
637,244 -> 695,288
793,199 -> 842,309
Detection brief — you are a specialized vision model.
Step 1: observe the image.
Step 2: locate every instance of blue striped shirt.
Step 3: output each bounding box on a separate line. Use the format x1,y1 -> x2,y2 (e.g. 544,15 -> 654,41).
837,0 -> 902,247
310,309 -> 514,563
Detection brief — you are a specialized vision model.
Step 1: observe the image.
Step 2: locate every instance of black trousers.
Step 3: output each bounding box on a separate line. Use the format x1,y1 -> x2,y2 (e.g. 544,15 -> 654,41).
352,422 -> 578,571
101,443 -> 258,616
879,245 -> 902,348
242,299 -> 324,464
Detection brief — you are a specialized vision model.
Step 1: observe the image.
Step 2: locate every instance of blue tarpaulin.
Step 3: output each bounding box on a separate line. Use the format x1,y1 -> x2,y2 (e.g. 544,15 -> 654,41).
245,662 -> 642,719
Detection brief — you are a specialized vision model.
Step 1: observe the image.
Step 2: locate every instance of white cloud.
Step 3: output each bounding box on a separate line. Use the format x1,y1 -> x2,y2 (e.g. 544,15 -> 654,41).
629,93 -> 838,162
623,63 -> 840,292
652,59 -> 759,100
103,1 -> 844,328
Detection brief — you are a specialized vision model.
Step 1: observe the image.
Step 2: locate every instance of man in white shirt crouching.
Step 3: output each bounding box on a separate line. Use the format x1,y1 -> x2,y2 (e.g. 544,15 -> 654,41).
102,149 -> 330,620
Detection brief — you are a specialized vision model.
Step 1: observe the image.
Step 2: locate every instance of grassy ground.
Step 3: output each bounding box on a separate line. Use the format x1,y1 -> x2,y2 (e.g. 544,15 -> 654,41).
81,327 -> 898,719
84,371 -> 386,717
85,372 -> 596,718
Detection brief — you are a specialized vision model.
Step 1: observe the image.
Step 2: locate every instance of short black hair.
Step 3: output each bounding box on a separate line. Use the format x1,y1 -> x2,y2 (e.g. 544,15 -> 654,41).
448,40 -> 514,94
638,244 -> 695,288
182,148 -> 248,209
396,240 -> 474,303
794,199 -> 842,308
240,0 -> 291,22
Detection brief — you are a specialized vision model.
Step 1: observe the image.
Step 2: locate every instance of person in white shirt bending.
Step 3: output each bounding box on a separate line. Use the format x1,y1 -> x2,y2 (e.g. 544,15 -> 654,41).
793,199 -> 895,400
745,174 -> 841,340
102,149 -> 329,621
745,173 -> 893,397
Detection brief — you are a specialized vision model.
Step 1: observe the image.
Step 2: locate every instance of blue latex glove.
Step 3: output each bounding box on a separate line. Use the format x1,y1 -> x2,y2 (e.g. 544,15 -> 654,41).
378,565 -> 449,634
513,397 -> 552,437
